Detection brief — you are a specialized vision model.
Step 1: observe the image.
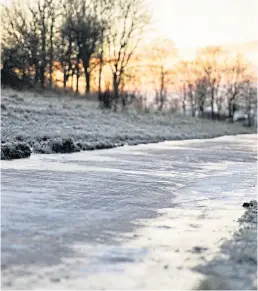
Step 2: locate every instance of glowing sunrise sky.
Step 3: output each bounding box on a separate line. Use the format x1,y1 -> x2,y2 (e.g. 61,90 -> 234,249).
146,0 -> 257,61
147,0 -> 257,47
1,0 -> 257,61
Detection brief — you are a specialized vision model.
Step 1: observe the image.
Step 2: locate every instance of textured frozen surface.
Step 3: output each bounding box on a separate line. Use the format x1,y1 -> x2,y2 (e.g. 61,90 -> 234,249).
1,88 -> 255,157
1,134 -> 257,289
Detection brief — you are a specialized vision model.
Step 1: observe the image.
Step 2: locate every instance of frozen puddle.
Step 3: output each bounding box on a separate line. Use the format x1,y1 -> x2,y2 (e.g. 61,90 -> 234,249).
1,134 -> 257,289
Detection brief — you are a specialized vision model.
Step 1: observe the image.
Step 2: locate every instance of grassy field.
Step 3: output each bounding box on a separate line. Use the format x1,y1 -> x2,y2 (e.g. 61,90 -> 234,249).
1,88 -> 255,159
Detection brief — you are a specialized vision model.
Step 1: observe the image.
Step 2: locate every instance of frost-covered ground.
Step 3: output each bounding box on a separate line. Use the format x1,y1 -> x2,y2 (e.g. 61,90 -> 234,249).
195,201 -> 257,290
1,134 -> 257,289
1,88 -> 255,159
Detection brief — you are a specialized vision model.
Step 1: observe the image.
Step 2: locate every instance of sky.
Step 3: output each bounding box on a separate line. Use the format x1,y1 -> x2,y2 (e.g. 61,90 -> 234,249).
147,0 -> 257,47
146,0 -> 257,61
1,0 -> 257,61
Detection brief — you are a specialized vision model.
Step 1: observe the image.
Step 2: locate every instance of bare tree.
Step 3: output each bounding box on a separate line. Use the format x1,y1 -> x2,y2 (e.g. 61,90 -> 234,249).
33,0 -> 60,88
236,71 -> 257,127
59,1 -> 75,90
147,39 -> 177,111
73,1 -> 102,94
245,82 -> 257,127
2,0 -> 61,88
1,0 -> 40,85
59,0 -> 103,94
174,76 -> 187,115
196,46 -> 224,119
224,53 -> 251,121
106,0 -> 150,110
176,60 -> 197,116
46,0 -> 59,88
194,76 -> 209,117
95,0 -> 114,100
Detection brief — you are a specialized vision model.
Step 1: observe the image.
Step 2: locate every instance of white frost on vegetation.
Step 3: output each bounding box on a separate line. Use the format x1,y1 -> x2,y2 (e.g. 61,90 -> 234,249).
1,88 -> 254,155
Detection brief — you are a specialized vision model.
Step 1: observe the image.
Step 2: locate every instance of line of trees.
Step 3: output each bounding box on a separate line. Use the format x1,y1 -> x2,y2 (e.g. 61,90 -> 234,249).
1,0 -> 150,109
1,0 -> 257,126
174,47 -> 257,126
144,43 -> 256,126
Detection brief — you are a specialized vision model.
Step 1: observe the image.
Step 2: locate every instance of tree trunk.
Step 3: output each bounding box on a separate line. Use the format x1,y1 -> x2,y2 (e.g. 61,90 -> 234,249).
113,73 -> 119,111
211,89 -> 214,119
228,99 -> 235,122
40,63 -> 45,88
76,54 -> 80,94
76,70 -> 79,94
49,59 -> 53,88
232,102 -> 237,119
188,86 -> 195,117
199,94 -> 205,117
228,101 -> 232,120
247,93 -> 253,127
63,64 -> 67,89
63,35 -> 72,90
98,32 -> 104,100
61,35 -> 66,89
34,62 -> 39,84
159,70 -> 165,111
82,58 -> 91,94
98,52 -> 103,98
40,8 -> 46,89
182,84 -> 186,115
191,97 -> 195,117
247,111 -> 252,127
49,16 -> 54,88
200,104 -> 204,117
72,71 -> 75,92
85,70 -> 90,94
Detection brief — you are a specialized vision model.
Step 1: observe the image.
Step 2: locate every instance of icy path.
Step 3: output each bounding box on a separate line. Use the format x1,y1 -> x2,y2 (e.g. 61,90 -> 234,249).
1,134 -> 257,289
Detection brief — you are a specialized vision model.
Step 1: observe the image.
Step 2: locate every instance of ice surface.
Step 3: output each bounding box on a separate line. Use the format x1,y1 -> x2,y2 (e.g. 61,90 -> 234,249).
1,134 -> 257,289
